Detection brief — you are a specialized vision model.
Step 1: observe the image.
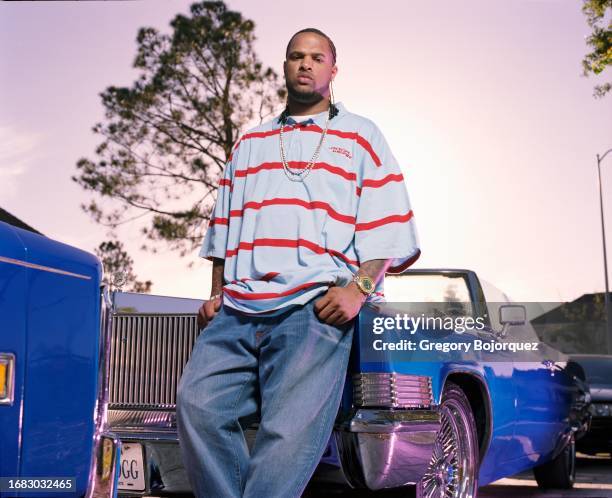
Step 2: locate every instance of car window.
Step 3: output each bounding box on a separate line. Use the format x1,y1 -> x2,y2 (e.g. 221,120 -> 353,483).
385,273 -> 472,303
480,279 -> 510,331
384,273 -> 475,318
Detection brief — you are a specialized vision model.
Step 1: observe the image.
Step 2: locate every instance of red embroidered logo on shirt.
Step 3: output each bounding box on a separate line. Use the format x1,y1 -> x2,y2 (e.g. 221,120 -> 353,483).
329,146 -> 352,159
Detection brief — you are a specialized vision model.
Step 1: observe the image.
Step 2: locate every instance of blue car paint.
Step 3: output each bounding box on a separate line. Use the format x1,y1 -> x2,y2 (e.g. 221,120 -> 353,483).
0,221 -> 103,497
335,291 -> 576,487
0,224 -> 28,485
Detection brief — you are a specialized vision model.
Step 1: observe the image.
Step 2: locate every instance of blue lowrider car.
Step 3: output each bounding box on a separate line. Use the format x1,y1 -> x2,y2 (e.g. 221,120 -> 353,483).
0,220 -> 590,497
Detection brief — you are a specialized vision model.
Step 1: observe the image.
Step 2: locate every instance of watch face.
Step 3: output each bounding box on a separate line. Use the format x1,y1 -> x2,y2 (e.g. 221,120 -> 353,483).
362,277 -> 374,292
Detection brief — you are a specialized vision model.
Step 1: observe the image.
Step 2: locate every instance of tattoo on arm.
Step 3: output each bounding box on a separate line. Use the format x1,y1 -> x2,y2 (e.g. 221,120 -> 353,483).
357,259 -> 393,285
210,258 -> 225,296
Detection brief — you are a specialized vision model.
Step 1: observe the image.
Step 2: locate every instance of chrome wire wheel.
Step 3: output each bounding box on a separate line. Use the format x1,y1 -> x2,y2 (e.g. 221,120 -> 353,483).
417,382 -> 479,498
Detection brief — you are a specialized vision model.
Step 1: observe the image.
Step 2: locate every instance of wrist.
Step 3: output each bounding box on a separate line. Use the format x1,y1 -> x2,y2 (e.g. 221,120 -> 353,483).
347,282 -> 368,304
351,273 -> 375,297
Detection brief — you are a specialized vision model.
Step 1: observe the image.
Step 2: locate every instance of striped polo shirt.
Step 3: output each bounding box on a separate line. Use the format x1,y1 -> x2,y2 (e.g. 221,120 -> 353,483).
199,102 -> 421,314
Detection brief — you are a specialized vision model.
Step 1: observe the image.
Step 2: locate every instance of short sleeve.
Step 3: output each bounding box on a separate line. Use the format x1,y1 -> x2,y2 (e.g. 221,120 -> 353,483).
198,147 -> 237,261
354,125 -> 420,273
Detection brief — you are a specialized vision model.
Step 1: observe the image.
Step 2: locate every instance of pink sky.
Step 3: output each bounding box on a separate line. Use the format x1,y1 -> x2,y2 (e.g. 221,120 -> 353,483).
1,0 -> 611,302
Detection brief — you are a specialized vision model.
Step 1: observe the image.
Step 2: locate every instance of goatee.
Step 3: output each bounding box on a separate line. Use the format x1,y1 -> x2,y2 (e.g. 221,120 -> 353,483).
286,84 -> 325,105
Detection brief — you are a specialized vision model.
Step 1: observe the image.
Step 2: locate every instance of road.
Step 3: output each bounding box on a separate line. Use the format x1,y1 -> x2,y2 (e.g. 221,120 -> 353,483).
302,453 -> 612,498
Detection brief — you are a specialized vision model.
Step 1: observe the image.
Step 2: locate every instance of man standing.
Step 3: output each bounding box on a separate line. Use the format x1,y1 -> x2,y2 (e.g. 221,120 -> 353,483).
177,28 -> 420,498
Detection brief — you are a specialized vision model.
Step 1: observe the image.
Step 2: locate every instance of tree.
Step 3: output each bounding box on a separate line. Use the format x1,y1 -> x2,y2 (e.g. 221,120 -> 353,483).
73,1 -> 285,267
96,240 -> 152,293
582,0 -> 612,98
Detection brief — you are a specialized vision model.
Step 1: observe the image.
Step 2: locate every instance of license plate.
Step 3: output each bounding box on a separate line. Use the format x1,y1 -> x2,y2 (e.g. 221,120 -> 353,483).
117,442 -> 146,491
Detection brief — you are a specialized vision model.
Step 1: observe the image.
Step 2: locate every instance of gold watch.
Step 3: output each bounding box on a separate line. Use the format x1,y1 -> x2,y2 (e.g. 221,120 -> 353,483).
352,274 -> 375,296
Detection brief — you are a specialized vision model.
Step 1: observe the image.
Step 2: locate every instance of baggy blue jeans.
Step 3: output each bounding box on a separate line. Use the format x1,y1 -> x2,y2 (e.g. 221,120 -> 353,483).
176,298 -> 354,498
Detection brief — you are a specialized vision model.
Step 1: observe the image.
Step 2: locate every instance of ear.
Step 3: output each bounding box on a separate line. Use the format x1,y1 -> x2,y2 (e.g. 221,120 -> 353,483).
331,64 -> 338,81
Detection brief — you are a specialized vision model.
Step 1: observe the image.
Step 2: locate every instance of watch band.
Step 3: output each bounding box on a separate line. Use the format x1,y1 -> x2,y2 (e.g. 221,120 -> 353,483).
352,274 -> 375,296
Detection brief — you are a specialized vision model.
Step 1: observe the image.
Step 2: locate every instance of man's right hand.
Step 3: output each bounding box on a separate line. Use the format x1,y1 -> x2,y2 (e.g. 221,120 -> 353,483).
197,295 -> 222,331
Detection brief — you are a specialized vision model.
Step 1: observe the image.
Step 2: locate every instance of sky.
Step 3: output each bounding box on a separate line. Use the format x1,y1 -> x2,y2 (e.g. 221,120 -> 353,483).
1,0 -> 611,302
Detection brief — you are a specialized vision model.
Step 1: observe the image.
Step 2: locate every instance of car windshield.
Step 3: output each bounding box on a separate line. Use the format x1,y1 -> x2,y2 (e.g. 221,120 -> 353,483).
572,356 -> 612,384
384,273 -> 471,303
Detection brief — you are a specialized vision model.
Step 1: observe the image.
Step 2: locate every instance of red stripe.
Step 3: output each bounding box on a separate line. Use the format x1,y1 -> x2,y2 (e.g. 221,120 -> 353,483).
225,238 -> 359,266
234,161 -> 356,181
327,249 -> 359,267
224,281 -> 325,300
302,125 -> 381,167
209,217 -> 229,227
234,124 -> 381,167
326,128 -> 381,166
356,173 -> 405,197
260,271 -> 280,281
362,173 -> 404,189
355,210 -> 414,231
228,137 -> 245,162
229,198 -> 355,225
219,178 -> 233,191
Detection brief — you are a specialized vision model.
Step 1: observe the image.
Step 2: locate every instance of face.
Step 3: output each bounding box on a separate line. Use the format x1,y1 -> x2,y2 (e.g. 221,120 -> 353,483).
284,32 -> 338,105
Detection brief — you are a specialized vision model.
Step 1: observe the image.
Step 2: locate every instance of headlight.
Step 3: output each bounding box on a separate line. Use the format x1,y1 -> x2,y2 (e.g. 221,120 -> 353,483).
0,353 -> 15,406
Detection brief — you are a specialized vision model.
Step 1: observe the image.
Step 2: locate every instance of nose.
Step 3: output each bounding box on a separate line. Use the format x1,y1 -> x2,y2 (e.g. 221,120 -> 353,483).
299,58 -> 312,71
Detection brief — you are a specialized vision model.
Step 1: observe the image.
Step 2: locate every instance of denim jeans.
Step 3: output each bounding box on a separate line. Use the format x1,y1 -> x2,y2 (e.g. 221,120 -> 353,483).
176,298 -> 354,498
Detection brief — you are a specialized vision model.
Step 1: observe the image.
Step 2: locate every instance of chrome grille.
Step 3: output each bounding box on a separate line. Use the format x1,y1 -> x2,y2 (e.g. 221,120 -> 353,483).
108,314 -> 200,408
107,408 -> 177,430
353,373 -> 432,408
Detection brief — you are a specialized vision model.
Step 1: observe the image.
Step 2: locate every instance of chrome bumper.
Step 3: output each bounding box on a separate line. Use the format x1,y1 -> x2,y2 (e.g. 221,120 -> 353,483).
87,286 -> 122,498
87,432 -> 122,498
335,408 -> 440,490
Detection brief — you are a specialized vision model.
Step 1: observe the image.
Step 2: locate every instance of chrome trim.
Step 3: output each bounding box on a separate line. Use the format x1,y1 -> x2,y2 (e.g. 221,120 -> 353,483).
88,432 -> 122,498
108,409 -> 177,431
113,292 -> 201,314
108,313 -> 200,410
353,373 -> 433,409
86,285 -> 119,498
0,352 -> 15,406
335,408 -> 441,490
345,409 -> 441,433
0,255 -> 92,280
115,431 -> 179,442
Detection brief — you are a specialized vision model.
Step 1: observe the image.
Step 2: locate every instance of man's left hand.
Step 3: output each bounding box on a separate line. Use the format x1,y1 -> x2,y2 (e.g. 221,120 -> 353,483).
314,283 -> 367,325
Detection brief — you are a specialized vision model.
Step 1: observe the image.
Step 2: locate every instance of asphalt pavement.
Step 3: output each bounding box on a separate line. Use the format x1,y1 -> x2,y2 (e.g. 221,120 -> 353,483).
301,453 -> 612,498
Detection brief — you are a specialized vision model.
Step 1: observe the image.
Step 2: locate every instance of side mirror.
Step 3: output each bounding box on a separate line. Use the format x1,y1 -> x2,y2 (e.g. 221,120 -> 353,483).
499,305 -> 526,326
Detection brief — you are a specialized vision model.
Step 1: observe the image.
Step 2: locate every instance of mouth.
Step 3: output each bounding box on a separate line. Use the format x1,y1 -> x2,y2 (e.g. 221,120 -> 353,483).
297,74 -> 313,84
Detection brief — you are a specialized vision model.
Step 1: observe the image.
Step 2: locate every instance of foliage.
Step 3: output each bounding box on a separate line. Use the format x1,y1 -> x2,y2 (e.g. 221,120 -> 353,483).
96,240 -> 153,293
582,0 -> 612,98
73,1 -> 285,265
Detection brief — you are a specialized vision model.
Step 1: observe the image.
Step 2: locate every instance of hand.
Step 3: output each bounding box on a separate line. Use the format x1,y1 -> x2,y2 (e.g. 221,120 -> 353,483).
197,295 -> 222,330
314,283 -> 367,326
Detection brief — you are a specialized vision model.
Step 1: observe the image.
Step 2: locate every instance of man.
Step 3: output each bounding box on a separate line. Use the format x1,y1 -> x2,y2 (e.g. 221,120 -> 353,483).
176,28 -> 420,498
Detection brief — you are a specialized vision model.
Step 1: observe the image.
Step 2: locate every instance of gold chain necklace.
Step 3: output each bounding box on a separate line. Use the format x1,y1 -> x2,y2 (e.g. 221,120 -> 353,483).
279,110 -> 330,182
